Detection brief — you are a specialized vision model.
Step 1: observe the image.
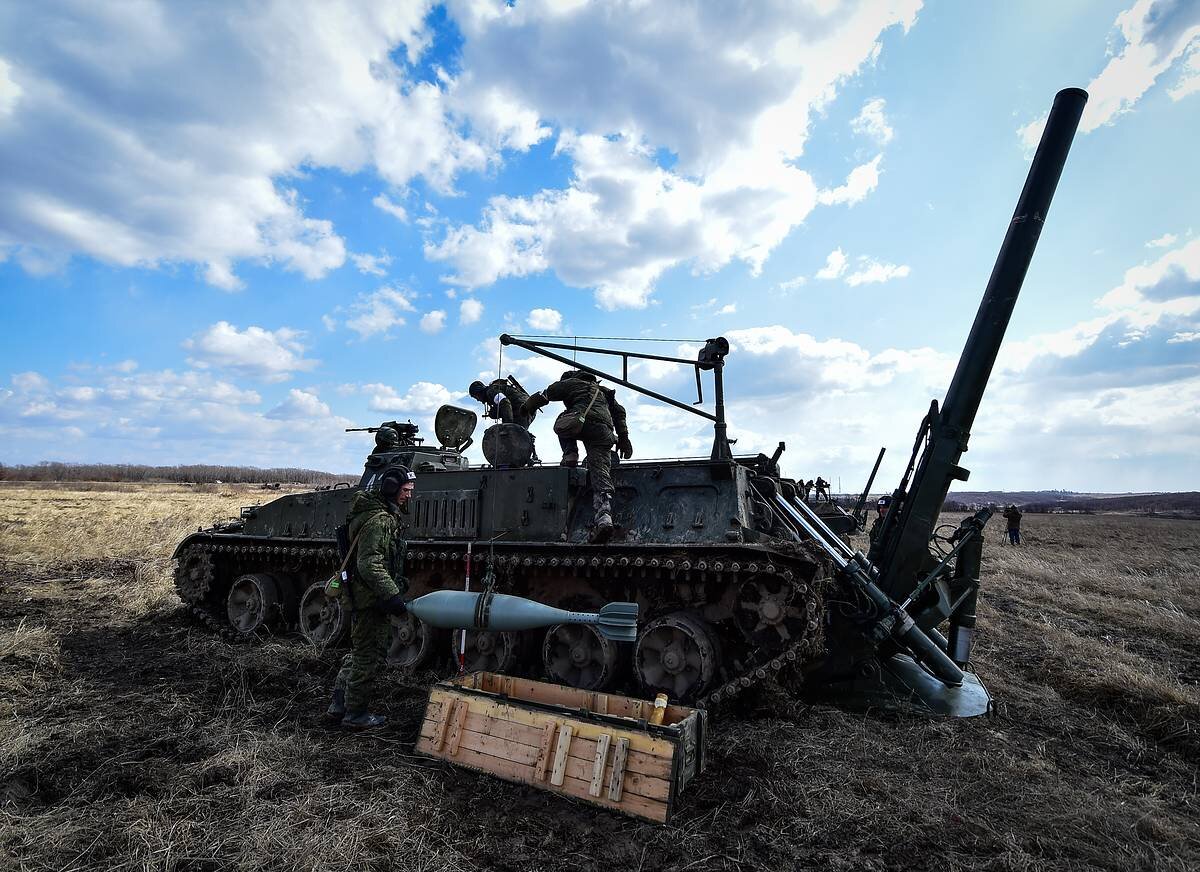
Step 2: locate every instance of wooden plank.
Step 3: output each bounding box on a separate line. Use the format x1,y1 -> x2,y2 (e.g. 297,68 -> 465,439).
447,699 -> 470,756
434,728 -> 671,802
429,738 -> 668,823
549,724 -> 573,786
533,721 -> 556,782
419,706 -> 672,780
590,733 -> 611,797
608,737 -> 629,803
434,699 -> 456,751
424,689 -> 676,758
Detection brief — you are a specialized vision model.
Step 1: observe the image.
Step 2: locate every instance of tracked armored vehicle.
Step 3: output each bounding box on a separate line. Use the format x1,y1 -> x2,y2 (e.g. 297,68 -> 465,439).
174,88 -> 1087,712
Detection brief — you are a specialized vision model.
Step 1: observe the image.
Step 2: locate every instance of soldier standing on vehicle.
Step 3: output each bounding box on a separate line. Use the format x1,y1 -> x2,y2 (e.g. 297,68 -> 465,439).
325,463 -> 416,730
869,495 -> 891,544
814,477 -> 831,502
801,479 -> 813,502
470,376 -> 537,429
1003,504 -> 1023,546
523,371 -> 632,543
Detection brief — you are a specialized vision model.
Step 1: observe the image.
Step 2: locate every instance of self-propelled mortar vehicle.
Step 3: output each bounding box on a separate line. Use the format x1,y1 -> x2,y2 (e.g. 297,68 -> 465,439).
174,88 -> 1087,713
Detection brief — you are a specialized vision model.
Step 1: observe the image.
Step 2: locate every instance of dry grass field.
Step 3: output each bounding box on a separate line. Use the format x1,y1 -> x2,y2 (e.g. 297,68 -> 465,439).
2,484 -> 1199,871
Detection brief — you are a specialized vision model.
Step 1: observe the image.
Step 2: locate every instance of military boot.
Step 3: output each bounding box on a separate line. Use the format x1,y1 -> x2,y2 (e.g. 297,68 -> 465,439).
324,687 -> 346,723
589,490 -> 615,544
342,711 -> 388,731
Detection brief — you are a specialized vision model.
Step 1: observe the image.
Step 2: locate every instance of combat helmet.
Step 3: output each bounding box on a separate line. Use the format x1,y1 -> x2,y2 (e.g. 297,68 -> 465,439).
374,426 -> 401,453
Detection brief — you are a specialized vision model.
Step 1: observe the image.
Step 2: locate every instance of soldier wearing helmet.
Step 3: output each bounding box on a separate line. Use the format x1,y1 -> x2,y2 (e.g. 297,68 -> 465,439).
522,370 -> 631,543
469,376 -> 537,429
325,462 -> 416,730
371,425 -> 401,454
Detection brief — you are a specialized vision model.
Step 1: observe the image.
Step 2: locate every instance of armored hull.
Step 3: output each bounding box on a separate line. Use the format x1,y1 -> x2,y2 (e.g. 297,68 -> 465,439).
174,452 -> 836,705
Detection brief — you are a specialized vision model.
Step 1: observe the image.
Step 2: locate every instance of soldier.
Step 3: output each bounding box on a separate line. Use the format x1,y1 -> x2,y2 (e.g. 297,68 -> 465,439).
801,479 -> 813,502
371,425 -> 401,455
325,462 -> 416,730
814,476 -> 830,502
869,495 -> 891,544
523,370 -> 632,543
469,376 -> 536,429
1003,504 -> 1023,546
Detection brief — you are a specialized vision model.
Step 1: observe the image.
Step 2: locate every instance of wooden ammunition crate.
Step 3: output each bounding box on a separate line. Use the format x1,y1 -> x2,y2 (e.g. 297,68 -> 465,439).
415,672 -> 707,823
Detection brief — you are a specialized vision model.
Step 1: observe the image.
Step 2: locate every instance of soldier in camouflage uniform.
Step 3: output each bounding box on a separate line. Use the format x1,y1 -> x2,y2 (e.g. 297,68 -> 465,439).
523,371 -> 632,543
869,495 -> 891,545
469,377 -> 537,429
325,463 -> 416,730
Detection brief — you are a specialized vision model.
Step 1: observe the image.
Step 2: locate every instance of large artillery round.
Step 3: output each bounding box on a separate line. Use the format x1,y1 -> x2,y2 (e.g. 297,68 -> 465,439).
174,88 -> 1088,712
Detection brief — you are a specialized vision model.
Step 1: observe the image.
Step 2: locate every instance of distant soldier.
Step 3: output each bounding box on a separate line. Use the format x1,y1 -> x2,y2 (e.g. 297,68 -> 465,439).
523,371 -> 632,543
1003,505 -> 1023,546
470,376 -> 536,429
800,479 -> 813,502
325,463 -> 416,730
814,476 -> 830,503
869,495 -> 891,544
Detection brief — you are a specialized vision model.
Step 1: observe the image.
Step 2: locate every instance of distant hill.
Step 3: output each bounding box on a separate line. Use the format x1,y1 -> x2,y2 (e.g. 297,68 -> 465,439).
0,461 -> 354,486
943,490 -> 1200,517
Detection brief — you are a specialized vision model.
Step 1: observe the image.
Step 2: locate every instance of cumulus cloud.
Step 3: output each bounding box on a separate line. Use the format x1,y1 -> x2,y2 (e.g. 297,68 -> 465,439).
851,98 -> 894,145
1018,0 -> 1200,147
817,155 -> 882,206
1147,232 -> 1179,248
815,249 -> 848,280
267,388 -> 332,420
339,285 -> 417,339
420,309 -> 447,333
777,275 -> 808,292
527,307 -> 563,331
350,251 -> 392,276
845,258 -> 910,286
427,1 -> 920,307
360,380 -> 457,413
459,298 -> 484,324
183,322 -> 316,383
0,2 -> 495,287
0,366 -> 359,468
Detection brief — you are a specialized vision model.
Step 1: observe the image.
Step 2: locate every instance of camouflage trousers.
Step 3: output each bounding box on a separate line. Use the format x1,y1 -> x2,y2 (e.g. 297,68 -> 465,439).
335,608 -> 392,713
559,436 -> 614,493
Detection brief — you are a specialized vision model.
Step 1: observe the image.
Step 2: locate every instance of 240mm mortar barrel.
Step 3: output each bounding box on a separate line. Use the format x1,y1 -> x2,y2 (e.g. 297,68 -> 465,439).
407,589 -> 639,643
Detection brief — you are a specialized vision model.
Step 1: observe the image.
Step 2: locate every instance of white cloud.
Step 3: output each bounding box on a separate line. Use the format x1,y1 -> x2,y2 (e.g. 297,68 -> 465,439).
0,2 -> 494,287
777,275 -> 808,292
1019,0 -> 1200,147
851,97 -> 894,145
350,251 -> 392,276
183,322 -> 316,383
0,57 -> 22,118
527,307 -> 563,331
361,380 -> 457,414
267,388 -> 332,420
420,309 -> 447,333
817,155 -> 882,206
341,285 -> 417,339
845,258 -> 910,286
1147,232 -> 1179,248
427,1 -> 920,307
716,303 -> 737,315
815,248 -> 848,280
372,193 -> 409,222
1168,42 -> 1200,98
0,365 -> 360,469
459,298 -> 484,324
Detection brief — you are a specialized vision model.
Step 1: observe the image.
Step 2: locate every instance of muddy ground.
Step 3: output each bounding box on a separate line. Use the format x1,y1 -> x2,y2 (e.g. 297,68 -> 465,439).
2,511 -> 1199,871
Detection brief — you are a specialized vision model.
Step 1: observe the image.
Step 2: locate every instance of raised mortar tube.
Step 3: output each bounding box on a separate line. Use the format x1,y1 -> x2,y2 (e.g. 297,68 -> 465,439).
407,590 -> 639,643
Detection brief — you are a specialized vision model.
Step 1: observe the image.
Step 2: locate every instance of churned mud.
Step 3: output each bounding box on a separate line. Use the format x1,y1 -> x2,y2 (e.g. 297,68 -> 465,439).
2,503 -> 1199,871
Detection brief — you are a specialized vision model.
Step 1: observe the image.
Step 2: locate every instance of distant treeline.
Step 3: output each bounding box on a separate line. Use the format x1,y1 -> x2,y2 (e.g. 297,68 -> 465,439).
0,461 -> 351,486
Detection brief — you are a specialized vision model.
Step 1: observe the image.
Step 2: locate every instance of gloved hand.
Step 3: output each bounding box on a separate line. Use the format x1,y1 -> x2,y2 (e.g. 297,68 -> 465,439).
616,435 -> 633,460
521,392 -> 549,416
379,594 -> 408,616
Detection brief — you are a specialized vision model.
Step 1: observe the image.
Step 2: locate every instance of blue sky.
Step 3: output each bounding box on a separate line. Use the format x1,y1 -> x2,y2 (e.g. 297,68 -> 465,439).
1,0 -> 1197,491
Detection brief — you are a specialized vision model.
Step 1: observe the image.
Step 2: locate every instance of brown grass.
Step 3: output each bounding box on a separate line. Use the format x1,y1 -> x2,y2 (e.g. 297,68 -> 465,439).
1,486 -> 1199,871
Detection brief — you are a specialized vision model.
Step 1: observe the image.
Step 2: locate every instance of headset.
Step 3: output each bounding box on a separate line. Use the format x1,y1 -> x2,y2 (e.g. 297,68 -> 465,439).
379,464 -> 417,498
